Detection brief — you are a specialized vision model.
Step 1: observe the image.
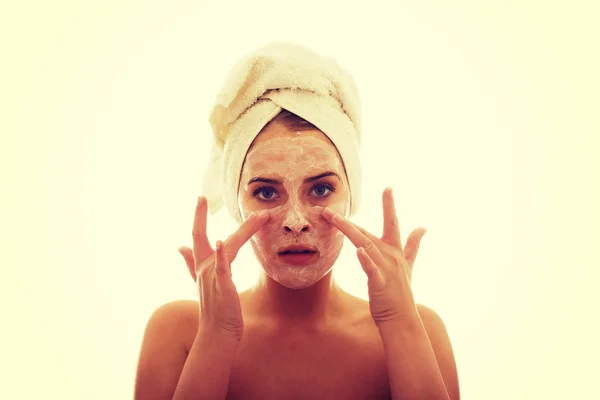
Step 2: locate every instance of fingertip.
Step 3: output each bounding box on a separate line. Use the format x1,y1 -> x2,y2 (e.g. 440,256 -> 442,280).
258,211 -> 269,222
214,241 -> 223,266
217,240 -> 229,261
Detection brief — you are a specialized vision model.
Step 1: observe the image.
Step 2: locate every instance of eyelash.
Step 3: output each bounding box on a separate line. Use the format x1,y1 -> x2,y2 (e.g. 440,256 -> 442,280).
252,182 -> 336,202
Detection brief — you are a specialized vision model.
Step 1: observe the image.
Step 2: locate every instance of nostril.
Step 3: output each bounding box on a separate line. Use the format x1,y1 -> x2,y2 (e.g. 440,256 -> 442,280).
284,225 -> 310,233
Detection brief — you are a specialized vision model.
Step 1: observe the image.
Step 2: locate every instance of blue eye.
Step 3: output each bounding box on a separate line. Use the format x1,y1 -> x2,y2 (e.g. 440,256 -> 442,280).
310,182 -> 335,197
253,186 -> 279,201
252,182 -> 335,202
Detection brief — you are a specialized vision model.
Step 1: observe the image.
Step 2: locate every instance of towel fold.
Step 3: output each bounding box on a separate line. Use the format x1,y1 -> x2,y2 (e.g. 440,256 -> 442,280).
201,42 -> 363,223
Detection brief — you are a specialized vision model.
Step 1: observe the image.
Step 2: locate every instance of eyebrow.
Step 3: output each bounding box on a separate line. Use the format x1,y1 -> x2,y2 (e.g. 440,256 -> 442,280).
248,171 -> 340,186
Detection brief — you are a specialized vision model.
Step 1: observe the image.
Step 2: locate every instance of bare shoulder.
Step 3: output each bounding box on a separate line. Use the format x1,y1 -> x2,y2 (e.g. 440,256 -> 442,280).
144,300 -> 199,340
149,299 -> 199,325
415,303 -> 461,400
415,303 -> 456,350
416,303 -> 446,328
134,300 -> 199,399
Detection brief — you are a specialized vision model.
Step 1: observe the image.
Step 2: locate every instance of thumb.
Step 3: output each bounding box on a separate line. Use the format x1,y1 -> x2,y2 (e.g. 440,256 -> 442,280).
178,246 -> 196,281
403,228 -> 427,267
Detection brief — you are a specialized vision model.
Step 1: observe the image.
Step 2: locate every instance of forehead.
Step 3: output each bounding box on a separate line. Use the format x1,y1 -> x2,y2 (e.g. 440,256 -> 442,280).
243,122 -> 344,174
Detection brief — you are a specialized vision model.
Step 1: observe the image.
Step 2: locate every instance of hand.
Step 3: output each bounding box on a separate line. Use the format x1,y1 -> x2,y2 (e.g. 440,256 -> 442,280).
178,196 -> 269,341
321,188 -> 427,328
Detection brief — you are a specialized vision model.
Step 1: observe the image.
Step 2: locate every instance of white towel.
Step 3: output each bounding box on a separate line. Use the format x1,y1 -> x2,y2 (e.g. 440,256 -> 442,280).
201,42 -> 363,223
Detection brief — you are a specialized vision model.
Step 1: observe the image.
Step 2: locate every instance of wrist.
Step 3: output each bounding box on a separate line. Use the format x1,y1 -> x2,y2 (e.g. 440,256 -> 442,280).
196,326 -> 242,347
376,311 -> 423,335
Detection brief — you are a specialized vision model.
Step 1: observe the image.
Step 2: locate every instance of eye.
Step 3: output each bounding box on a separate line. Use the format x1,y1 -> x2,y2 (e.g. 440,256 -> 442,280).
252,186 -> 280,202
309,182 -> 335,198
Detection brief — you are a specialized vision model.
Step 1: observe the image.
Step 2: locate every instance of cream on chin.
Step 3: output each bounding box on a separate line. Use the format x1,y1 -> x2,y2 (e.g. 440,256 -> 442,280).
239,135 -> 349,289
249,206 -> 344,290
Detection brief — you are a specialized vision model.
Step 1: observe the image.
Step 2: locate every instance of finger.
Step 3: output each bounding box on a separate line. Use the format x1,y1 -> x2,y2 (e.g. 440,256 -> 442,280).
322,208 -> 385,266
214,240 -> 233,283
349,220 -> 382,246
178,246 -> 196,281
382,188 -> 402,247
403,228 -> 427,267
192,196 -> 213,264
224,211 -> 270,261
357,247 -> 385,292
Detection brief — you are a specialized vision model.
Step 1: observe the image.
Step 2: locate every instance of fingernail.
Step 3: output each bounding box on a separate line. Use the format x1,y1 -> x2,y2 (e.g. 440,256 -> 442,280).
248,212 -> 257,220
258,211 -> 269,221
323,208 -> 333,217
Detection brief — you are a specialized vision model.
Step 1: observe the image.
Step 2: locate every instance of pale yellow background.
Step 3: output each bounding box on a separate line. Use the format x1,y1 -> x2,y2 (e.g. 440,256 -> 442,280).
2,1 -> 598,399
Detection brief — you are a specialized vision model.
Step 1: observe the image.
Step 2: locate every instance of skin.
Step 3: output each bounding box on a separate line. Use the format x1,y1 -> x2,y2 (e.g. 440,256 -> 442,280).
236,119 -> 358,327
134,117 -> 460,399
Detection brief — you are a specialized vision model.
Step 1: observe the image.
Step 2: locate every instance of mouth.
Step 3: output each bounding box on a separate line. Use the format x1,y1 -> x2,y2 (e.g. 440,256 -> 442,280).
278,245 -> 318,255
278,245 -> 319,265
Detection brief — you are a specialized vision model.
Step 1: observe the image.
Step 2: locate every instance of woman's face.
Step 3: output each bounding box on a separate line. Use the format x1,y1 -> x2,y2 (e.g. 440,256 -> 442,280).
238,120 -> 350,290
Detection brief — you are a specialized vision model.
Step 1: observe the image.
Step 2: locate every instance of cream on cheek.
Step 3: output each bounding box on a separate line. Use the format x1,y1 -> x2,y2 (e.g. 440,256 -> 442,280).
239,136 -> 349,289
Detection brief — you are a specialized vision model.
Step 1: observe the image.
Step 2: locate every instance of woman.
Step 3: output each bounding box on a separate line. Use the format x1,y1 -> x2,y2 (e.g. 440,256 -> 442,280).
135,43 -> 460,400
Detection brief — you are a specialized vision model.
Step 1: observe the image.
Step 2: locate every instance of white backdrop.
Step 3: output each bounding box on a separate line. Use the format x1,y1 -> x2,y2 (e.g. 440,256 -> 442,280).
2,1 -> 599,399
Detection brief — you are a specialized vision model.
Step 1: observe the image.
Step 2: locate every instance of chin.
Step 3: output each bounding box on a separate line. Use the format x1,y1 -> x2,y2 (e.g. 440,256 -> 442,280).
264,261 -> 333,290
273,275 -> 323,290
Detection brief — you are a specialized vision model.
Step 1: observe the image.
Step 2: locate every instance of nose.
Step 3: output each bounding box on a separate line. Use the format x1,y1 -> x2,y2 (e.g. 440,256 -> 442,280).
284,223 -> 310,233
282,208 -> 311,234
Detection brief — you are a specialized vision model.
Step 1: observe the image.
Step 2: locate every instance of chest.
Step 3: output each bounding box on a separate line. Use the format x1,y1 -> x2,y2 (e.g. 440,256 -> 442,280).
226,324 -> 391,400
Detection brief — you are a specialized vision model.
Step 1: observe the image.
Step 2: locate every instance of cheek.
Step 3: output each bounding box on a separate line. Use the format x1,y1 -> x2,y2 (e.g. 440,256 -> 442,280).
251,205 -> 344,252
237,191 -> 255,221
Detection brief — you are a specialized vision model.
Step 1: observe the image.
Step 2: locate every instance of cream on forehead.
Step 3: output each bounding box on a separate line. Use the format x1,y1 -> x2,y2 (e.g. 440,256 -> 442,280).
238,135 -> 349,290
242,136 -> 346,183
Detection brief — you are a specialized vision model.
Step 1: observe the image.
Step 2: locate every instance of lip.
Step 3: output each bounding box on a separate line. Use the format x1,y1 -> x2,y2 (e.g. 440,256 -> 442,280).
277,251 -> 320,266
278,244 -> 318,254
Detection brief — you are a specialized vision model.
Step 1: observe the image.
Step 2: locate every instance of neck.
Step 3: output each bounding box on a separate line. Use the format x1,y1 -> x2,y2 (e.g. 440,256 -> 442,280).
248,270 -> 347,330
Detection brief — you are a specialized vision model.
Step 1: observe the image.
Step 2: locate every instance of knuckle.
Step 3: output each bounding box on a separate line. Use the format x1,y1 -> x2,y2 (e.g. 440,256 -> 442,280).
198,266 -> 209,279
227,249 -> 237,261
395,248 -> 404,258
390,249 -> 403,263
224,234 -> 236,249
198,257 -> 215,275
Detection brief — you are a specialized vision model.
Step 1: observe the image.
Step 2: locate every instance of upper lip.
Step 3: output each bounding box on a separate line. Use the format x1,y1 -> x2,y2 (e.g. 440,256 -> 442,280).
278,245 -> 318,254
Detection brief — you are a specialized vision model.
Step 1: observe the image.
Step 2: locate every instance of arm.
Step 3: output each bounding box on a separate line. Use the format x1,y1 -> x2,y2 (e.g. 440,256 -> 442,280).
173,328 -> 239,400
378,304 -> 459,400
134,301 -> 239,400
319,190 -> 460,399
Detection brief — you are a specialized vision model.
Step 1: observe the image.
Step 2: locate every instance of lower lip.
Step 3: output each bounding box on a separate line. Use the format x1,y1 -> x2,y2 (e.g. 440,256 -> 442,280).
278,252 -> 319,265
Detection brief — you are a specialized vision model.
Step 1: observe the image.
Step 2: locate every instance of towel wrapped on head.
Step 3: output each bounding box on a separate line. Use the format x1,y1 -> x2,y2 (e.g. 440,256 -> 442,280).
201,42 -> 363,223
